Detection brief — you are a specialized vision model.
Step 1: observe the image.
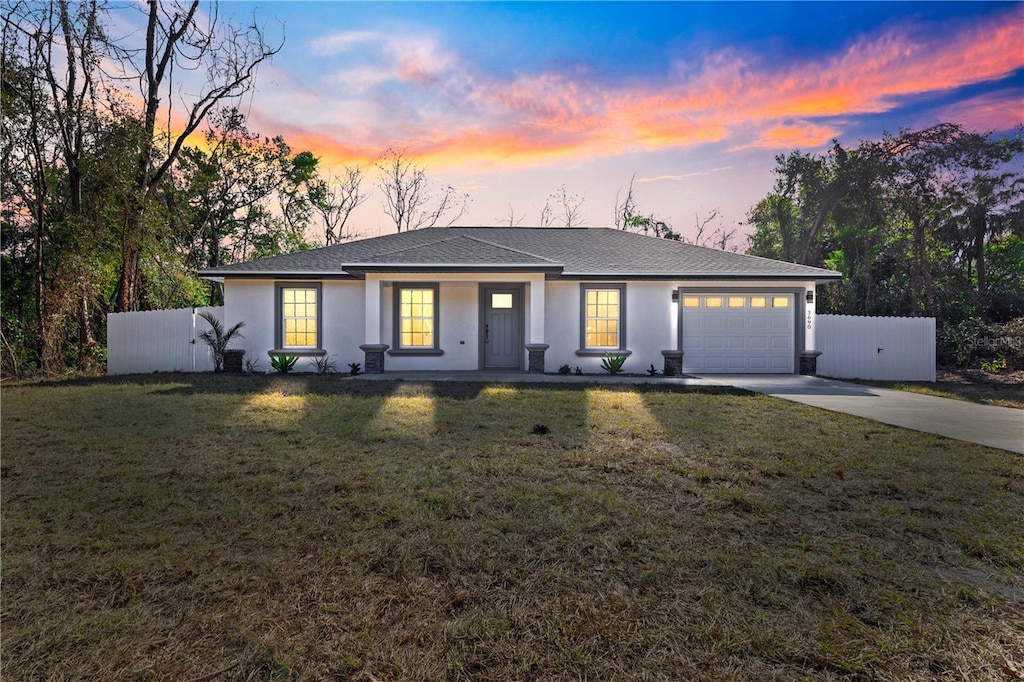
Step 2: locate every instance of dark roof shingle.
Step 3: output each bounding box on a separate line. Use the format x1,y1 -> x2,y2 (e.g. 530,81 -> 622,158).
200,227 -> 840,280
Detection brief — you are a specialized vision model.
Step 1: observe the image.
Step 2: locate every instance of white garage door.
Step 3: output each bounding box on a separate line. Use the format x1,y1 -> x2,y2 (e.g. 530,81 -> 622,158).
682,294 -> 795,373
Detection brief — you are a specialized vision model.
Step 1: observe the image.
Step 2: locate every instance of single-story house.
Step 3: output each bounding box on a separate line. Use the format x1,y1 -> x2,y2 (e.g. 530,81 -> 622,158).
199,227 -> 842,375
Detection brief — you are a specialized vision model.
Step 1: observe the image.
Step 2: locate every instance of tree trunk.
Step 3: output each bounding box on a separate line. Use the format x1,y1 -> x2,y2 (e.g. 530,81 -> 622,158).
115,192 -> 147,312
971,205 -> 987,296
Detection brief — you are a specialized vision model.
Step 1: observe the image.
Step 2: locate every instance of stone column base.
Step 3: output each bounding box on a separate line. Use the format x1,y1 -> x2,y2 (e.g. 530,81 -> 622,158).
359,344 -> 390,374
661,350 -> 684,377
800,351 -> 822,376
222,349 -> 245,373
525,343 -> 549,374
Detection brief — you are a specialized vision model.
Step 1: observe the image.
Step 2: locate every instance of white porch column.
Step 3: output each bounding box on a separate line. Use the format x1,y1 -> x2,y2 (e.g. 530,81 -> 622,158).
529,275 -> 545,343
364,276 -> 382,345
804,285 -> 816,351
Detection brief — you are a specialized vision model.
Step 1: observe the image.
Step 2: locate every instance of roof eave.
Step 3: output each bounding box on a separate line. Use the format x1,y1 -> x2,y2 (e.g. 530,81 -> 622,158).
558,271 -> 843,280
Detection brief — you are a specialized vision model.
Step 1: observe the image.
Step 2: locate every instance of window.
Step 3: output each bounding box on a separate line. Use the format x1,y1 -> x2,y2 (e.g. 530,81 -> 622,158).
582,285 -> 625,350
750,296 -> 767,308
491,293 -> 513,309
728,296 -> 746,308
276,283 -> 322,351
396,285 -> 438,350
683,296 -> 701,308
705,296 -> 723,308
772,296 -> 790,308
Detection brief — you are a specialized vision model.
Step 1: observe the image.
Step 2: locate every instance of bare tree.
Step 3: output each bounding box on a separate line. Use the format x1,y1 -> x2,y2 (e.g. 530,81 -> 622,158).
689,209 -> 738,251
496,203 -> 525,227
614,174 -> 639,231
537,198 -> 554,227
110,0 -> 282,311
613,174 -> 679,240
550,184 -> 586,227
375,148 -> 468,232
311,165 -> 368,245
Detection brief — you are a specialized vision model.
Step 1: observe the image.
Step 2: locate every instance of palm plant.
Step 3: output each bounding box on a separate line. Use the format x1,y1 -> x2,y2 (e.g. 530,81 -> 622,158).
197,312 -> 245,372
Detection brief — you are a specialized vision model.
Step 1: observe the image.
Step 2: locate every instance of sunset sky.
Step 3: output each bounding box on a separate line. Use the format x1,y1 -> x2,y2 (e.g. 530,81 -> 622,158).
211,1 -> 1023,243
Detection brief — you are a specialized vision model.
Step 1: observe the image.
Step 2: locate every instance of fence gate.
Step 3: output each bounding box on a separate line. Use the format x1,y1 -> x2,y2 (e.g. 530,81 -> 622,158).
107,307 -> 224,375
816,315 -> 935,382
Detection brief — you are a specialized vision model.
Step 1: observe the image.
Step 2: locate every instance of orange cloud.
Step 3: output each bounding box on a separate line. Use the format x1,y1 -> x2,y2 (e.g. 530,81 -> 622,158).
260,6 -> 1024,171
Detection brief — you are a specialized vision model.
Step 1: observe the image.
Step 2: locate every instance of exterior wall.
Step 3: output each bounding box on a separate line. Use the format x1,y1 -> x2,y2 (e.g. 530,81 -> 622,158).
382,281 -> 481,371
368,272 -> 544,371
223,275 -> 822,374
224,279 -> 365,372
545,281 -> 677,373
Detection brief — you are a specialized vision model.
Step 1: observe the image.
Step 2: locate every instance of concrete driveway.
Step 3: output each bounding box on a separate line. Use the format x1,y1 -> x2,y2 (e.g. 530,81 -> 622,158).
696,374 -> 1023,454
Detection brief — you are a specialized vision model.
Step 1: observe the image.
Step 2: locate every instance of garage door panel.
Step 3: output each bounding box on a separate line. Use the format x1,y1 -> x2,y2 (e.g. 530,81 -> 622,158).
682,293 -> 795,374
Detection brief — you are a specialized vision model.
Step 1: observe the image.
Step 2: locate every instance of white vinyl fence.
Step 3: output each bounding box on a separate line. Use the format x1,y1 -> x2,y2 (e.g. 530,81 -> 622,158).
816,315 -> 935,382
107,307 -> 223,375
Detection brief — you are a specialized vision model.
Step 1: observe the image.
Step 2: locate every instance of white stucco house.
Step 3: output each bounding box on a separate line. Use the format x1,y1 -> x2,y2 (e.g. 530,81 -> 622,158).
198,227 -> 842,375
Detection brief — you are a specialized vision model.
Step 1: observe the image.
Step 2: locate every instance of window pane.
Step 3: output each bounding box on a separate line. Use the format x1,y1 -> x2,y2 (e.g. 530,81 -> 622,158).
282,287 -> 317,349
728,296 -> 746,308
705,296 -> 722,308
683,296 -> 700,308
750,296 -> 767,308
399,287 -> 436,348
491,293 -> 513,309
584,287 -> 622,349
773,296 -> 790,308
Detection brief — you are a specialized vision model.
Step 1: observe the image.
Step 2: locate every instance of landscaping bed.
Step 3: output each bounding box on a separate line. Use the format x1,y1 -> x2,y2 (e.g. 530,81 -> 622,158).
859,368 -> 1024,409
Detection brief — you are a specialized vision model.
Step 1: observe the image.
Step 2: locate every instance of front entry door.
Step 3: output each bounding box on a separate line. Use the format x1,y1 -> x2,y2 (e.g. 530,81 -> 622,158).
483,287 -> 522,369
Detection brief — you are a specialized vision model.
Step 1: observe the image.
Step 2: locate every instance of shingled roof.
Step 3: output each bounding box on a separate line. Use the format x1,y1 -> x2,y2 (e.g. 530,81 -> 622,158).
199,227 -> 841,280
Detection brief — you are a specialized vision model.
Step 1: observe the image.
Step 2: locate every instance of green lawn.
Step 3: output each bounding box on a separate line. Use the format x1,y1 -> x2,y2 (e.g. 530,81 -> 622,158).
2,375 -> 1022,680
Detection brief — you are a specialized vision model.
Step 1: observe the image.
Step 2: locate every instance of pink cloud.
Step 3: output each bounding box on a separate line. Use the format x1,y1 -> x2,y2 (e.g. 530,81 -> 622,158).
930,89 -> 1024,133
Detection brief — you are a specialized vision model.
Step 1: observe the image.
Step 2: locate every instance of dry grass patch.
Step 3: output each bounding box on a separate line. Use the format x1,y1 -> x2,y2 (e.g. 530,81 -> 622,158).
2,374 -> 1022,680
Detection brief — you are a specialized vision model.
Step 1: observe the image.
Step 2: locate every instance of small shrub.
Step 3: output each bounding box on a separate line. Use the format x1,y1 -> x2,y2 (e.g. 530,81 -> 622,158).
244,358 -> 263,374
980,356 -> 1008,373
531,424 -> 550,435
348,362 -> 362,376
647,364 -> 659,376
197,312 -> 245,372
601,352 -> 628,375
313,355 -> 339,375
937,316 -> 1023,369
269,353 -> 298,373
574,366 -> 582,375
557,364 -> 571,375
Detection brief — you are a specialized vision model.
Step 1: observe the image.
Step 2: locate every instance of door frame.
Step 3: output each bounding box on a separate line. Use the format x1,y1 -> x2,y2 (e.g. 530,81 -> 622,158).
479,283 -> 526,370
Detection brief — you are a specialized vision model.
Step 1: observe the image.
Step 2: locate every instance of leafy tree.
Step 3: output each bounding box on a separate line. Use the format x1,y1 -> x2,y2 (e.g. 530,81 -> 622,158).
110,0 -> 281,312
746,123 -> 1024,339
